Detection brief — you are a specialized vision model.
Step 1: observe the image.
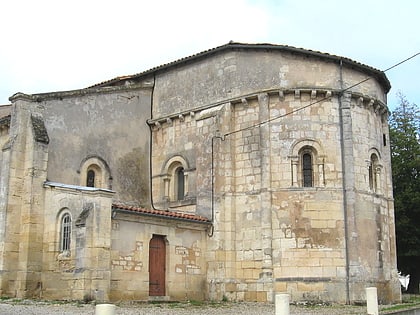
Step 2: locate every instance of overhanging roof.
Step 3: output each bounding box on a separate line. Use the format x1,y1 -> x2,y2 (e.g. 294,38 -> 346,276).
112,203 -> 211,225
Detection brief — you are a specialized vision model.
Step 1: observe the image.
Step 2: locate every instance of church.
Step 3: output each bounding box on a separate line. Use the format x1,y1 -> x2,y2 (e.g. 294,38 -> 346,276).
0,42 -> 401,303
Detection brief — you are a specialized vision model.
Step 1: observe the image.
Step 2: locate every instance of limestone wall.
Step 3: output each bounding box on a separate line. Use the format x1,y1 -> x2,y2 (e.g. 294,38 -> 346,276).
152,49 -> 387,118
41,184 -> 114,301
28,87 -> 152,206
149,47 -> 399,303
109,213 -> 208,301
0,98 -> 49,298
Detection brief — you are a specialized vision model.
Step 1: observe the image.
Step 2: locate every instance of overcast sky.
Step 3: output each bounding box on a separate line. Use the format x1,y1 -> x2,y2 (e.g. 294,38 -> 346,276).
0,0 -> 419,110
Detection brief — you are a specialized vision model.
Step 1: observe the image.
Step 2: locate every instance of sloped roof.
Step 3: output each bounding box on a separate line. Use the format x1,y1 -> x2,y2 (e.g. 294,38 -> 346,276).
90,42 -> 391,92
112,203 -> 211,224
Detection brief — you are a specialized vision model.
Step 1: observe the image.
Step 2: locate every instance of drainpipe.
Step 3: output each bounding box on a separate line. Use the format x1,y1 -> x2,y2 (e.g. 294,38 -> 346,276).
148,73 -> 157,211
338,58 -> 351,304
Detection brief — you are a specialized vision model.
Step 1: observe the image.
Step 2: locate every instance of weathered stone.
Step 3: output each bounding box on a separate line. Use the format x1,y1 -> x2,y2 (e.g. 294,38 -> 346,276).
0,43 -> 400,304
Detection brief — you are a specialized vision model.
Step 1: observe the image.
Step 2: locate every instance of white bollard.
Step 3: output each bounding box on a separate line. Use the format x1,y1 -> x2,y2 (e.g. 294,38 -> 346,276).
366,287 -> 378,315
275,293 -> 290,315
95,303 -> 116,315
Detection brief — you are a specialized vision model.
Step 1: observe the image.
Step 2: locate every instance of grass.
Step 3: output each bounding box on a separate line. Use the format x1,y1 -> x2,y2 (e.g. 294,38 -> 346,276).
381,294 -> 420,313
165,299 -> 228,309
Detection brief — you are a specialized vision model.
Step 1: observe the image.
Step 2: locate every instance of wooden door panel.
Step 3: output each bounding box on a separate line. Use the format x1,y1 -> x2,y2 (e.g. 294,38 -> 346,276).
149,235 -> 166,296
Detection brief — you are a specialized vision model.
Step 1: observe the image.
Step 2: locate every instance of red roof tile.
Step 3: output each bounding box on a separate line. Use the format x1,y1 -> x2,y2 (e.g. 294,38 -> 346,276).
112,203 -> 211,224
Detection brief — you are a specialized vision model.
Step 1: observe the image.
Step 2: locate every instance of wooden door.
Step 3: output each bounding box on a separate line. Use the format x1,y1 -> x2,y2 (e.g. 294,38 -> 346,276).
149,235 -> 166,296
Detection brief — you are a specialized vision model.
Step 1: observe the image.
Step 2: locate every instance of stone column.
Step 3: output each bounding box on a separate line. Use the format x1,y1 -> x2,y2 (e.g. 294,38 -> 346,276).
183,172 -> 189,196
317,157 -> 325,187
291,157 -> 298,187
258,93 -> 273,301
375,165 -> 382,195
163,176 -> 170,201
338,91 -> 354,303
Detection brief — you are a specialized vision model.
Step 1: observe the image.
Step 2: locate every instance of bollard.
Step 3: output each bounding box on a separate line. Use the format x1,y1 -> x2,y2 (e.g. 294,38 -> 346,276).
275,293 -> 290,315
95,303 -> 116,315
366,287 -> 378,315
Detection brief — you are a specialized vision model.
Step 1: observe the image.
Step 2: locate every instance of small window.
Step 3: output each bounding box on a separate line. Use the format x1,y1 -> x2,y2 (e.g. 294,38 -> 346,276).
60,213 -> 71,252
176,167 -> 185,200
79,157 -> 111,189
302,153 -> 313,187
160,156 -> 193,204
86,169 -> 95,187
290,140 -> 324,188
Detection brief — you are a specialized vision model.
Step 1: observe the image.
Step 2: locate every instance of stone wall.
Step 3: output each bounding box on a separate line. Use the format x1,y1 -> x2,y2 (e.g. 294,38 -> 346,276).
150,47 -> 399,303
0,98 -> 49,298
109,213 -> 208,301
25,86 -> 152,207
41,183 -> 114,301
0,43 -> 400,304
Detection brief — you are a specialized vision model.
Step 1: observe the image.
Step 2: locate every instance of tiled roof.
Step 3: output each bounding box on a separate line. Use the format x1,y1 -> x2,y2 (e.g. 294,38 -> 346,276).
89,42 -> 390,92
112,203 -> 211,224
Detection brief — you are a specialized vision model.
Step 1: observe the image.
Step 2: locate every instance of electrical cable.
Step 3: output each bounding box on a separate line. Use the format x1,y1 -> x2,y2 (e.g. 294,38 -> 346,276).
221,51 -> 420,139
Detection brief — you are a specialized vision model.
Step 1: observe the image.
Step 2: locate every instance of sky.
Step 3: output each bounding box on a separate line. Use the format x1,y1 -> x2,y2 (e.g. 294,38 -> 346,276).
0,0 -> 419,111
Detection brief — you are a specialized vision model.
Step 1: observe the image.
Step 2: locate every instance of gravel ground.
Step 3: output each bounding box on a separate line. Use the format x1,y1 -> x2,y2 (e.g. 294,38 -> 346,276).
0,300 -> 371,315
2,297 -> 419,315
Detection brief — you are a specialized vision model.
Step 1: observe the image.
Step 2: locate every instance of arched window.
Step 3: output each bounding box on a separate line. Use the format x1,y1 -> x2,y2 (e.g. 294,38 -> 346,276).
176,167 -> 185,200
87,169 -> 95,187
79,156 -> 112,189
60,213 -> 71,252
159,156 -> 192,204
302,153 -> 313,187
289,139 -> 325,188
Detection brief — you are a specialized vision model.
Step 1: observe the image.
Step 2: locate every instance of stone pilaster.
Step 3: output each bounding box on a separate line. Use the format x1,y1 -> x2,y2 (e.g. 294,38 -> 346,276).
5,95 -> 49,298
258,93 -> 273,301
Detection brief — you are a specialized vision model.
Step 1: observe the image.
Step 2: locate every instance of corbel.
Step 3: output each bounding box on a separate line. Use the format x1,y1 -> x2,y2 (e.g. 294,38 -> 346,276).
278,90 -> 285,101
325,91 -> 332,99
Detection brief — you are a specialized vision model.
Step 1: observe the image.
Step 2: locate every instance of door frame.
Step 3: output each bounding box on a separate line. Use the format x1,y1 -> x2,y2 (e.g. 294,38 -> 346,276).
148,234 -> 167,297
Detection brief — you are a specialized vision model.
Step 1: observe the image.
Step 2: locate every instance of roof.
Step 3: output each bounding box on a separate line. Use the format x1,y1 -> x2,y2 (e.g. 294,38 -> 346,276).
90,42 -> 391,92
112,203 -> 211,224
44,181 -> 115,193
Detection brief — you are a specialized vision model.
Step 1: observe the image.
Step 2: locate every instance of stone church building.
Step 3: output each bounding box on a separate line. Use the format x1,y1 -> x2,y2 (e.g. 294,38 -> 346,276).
0,42 -> 401,303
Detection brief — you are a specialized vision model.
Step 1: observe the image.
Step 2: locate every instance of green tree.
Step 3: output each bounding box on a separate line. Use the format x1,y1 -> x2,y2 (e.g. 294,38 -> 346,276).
389,92 -> 420,293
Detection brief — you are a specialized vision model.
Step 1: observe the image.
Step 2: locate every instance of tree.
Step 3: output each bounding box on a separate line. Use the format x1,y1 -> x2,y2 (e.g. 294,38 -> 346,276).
389,92 -> 420,293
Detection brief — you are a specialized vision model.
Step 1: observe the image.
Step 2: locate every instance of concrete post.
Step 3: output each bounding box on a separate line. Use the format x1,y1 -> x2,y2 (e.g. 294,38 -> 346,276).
275,293 -> 290,315
366,287 -> 378,315
95,304 -> 116,315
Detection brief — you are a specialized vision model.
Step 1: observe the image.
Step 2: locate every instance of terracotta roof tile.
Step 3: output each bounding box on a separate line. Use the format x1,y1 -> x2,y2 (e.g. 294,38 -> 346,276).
112,203 -> 211,224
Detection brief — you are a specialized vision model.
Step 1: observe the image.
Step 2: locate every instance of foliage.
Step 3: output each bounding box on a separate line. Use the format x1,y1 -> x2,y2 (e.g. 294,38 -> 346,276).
389,92 -> 420,293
